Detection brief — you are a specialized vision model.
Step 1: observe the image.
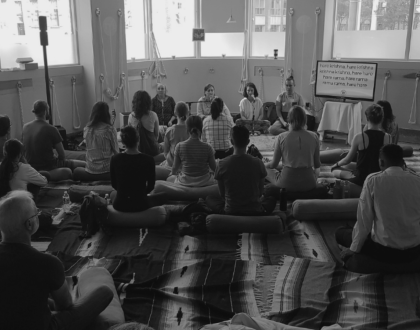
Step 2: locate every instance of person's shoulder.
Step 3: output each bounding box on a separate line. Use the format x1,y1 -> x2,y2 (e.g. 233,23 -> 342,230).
198,96 -> 205,102
239,98 -> 247,104
305,130 -> 319,140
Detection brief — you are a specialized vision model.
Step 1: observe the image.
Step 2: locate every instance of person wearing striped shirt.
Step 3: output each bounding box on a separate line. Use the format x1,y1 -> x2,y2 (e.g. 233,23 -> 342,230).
169,116 -> 217,187
202,98 -> 234,160
73,102 -> 119,181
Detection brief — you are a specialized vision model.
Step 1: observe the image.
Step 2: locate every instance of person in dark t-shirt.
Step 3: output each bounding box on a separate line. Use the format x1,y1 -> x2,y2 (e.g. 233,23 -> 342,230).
205,125 -> 276,215
0,114 -> 11,162
0,190 -> 113,330
22,100 -> 86,181
110,125 -> 167,212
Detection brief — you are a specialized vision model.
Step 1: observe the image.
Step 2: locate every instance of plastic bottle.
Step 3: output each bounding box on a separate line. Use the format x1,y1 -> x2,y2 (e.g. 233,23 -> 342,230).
104,194 -> 110,205
280,188 -> 287,211
343,181 -> 350,199
333,180 -> 343,199
62,191 -> 70,212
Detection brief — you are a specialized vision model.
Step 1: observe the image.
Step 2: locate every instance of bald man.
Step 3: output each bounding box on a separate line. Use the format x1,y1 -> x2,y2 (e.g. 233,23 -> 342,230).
0,191 -> 113,330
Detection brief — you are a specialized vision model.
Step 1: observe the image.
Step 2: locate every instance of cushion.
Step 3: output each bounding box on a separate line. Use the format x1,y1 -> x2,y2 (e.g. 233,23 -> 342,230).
345,253 -> 420,274
320,149 -> 344,164
105,205 -> 166,227
292,199 -> 359,221
152,180 -> 220,201
402,145 -> 414,157
68,185 -> 115,203
264,183 -> 330,201
74,267 -> 124,329
206,214 -> 285,234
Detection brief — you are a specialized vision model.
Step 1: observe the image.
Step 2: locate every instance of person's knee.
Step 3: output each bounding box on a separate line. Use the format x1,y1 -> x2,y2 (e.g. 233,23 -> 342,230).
50,168 -> 72,181
72,167 -> 86,181
95,285 -> 114,304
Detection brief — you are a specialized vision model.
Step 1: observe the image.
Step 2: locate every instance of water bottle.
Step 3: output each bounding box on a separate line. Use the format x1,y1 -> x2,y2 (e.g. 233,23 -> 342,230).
280,188 -> 287,211
333,180 -> 343,199
343,181 -> 350,199
104,194 -> 110,205
62,191 -> 70,212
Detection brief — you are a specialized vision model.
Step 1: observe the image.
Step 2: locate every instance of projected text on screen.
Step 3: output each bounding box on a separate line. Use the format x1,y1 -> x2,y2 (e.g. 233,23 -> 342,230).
315,61 -> 377,101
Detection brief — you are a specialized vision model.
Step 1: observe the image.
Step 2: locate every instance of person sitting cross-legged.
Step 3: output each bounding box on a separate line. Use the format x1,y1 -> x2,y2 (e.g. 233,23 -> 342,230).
205,125 -> 276,216
336,144 -> 420,272
22,100 -> 86,181
0,190 -> 114,330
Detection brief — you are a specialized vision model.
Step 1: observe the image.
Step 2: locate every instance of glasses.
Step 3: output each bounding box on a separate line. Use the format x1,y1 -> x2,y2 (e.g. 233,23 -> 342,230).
25,208 -> 41,224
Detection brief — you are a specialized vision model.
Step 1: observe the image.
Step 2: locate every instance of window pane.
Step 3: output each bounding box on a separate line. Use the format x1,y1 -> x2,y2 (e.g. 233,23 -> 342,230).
409,2 -> 420,59
151,0 -> 195,58
125,0 -> 146,60
251,0 -> 287,57
0,0 -> 77,69
334,0 -> 409,59
201,33 -> 244,57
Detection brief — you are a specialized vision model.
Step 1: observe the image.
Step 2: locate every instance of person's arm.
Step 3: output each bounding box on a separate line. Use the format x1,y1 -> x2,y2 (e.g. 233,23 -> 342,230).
170,145 -> 182,175
54,142 -> 66,160
275,99 -> 288,127
350,179 -> 375,253
168,97 -> 176,126
197,99 -> 204,117
110,127 -> 120,155
239,99 -> 248,120
50,280 -> 73,311
217,179 -> 225,199
163,129 -> 171,158
265,137 -> 282,169
298,94 -> 305,106
110,156 -> 117,190
313,135 -> 321,178
256,99 -> 264,121
208,146 -> 217,172
331,133 -> 360,171
146,158 -> 156,194
153,113 -> 159,140
201,122 -> 207,143
24,164 -> 48,187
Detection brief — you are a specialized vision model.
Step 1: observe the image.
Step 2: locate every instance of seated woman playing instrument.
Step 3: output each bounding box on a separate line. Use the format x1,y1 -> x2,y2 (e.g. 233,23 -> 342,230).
168,115 -> 217,187
265,106 -> 321,192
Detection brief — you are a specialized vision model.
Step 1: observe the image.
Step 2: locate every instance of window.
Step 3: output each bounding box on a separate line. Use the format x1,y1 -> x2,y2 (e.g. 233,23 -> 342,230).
125,0 -> 147,60
201,33 -> 244,57
255,0 -> 265,15
251,0 -> 287,57
151,0 -> 195,58
334,0 -> 420,60
0,0 -> 78,69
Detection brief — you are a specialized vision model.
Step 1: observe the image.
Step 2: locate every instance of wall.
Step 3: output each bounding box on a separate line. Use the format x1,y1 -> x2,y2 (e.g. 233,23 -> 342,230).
0,65 -> 88,139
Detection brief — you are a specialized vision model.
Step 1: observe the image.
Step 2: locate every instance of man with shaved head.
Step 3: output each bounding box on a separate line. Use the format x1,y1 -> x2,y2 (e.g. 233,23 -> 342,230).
0,191 -> 114,330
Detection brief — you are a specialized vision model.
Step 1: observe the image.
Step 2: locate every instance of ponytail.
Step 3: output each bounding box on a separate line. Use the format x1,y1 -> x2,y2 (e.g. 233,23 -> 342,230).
210,97 -> 224,120
186,116 -> 203,137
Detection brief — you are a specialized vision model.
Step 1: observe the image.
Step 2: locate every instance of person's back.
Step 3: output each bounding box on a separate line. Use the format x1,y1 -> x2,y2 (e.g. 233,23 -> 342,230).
280,129 -> 320,168
23,119 -> 62,171
0,241 -> 64,330
110,152 -> 155,212
176,138 -> 213,178
84,123 -> 119,174
355,130 -> 385,182
216,154 -> 266,214
164,124 -> 188,167
367,168 -> 420,249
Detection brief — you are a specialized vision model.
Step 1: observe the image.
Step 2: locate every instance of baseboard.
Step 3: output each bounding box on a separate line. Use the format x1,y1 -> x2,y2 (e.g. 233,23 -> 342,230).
399,128 -> 420,144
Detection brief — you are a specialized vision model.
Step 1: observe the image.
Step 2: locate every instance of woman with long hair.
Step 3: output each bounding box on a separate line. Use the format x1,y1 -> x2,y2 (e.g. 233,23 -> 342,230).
265,106 -> 320,192
197,84 -> 232,120
168,115 -> 217,187
202,97 -> 234,159
332,104 -> 391,187
363,100 -> 398,144
128,90 -> 164,163
73,101 -> 119,181
110,125 -> 166,212
152,83 -> 176,143
0,139 -> 47,197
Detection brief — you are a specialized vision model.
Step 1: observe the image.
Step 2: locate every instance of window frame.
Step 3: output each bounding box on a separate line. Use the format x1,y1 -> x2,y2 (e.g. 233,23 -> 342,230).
331,0 -> 419,62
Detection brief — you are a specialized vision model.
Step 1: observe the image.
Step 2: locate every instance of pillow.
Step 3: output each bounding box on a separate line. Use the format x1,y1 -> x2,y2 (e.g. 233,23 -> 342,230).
264,183 -> 330,201
75,267 -> 125,329
68,185 -> 115,203
292,199 -> 359,221
206,214 -> 285,234
105,205 -> 166,227
320,149 -> 344,164
402,145 -> 414,158
152,180 -> 220,201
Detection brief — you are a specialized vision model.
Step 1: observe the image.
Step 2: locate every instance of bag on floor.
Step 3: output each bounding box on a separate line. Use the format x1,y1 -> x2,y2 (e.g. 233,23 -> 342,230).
247,144 -> 263,160
79,191 -> 109,238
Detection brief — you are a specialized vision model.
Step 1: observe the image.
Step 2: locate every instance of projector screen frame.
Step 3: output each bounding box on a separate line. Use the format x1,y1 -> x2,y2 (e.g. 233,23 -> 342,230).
314,60 -> 378,102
